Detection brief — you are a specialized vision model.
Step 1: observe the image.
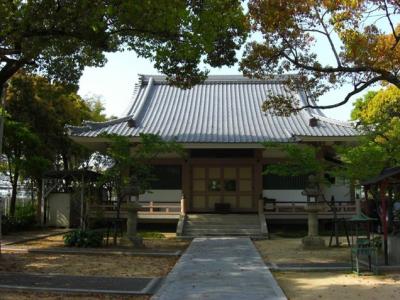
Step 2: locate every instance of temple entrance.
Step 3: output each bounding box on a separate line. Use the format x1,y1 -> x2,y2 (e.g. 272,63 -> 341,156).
190,165 -> 255,212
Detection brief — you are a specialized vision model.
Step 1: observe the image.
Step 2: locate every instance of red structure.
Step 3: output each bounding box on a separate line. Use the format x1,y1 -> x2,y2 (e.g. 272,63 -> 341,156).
362,167 -> 400,265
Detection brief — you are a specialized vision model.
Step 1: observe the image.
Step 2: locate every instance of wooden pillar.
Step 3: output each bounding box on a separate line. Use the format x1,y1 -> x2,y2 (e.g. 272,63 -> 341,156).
182,159 -> 191,213
80,174 -> 85,229
40,179 -> 45,226
254,149 -> 263,212
380,180 -> 389,265
364,186 -> 369,216
364,186 -> 371,238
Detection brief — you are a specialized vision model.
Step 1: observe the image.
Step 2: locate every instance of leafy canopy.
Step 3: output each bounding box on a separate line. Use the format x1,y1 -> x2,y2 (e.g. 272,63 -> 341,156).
0,0 -> 248,88
335,85 -> 400,183
240,0 -> 400,115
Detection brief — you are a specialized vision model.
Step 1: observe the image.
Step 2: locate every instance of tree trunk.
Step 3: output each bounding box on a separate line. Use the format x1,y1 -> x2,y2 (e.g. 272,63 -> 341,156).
9,170 -> 19,216
36,179 -> 43,223
62,154 -> 69,171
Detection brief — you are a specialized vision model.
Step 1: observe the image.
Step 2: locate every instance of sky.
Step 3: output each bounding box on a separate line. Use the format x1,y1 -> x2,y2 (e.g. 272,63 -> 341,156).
77,36 -> 376,122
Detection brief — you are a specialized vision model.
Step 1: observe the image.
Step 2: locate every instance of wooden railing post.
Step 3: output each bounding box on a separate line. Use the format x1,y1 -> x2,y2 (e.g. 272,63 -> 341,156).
149,201 -> 153,213
180,194 -> 186,215
258,198 -> 264,215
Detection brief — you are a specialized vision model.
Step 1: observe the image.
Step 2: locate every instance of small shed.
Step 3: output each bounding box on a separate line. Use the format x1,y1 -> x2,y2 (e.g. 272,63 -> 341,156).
41,170 -> 102,228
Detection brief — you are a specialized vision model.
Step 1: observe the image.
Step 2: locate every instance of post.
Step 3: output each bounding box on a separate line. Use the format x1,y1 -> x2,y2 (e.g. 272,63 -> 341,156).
258,198 -> 264,215
355,192 -> 361,216
180,194 -> 186,215
0,197 -> 2,255
380,181 -> 389,265
40,179 -> 45,226
80,173 -> 85,230
0,83 -> 8,255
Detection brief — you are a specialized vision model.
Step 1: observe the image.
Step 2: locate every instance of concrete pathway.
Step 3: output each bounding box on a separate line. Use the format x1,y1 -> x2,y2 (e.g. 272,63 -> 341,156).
153,237 -> 287,300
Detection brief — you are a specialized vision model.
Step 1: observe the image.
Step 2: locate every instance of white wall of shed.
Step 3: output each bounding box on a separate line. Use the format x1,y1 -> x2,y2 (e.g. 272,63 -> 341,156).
47,193 -> 71,227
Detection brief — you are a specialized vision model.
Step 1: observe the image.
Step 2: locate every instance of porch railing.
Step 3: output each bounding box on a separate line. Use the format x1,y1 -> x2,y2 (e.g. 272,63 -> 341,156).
89,201 -> 182,218
263,200 -> 356,215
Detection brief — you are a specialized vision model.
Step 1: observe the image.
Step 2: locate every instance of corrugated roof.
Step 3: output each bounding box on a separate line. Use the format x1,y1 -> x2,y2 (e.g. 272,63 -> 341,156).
67,75 -> 358,143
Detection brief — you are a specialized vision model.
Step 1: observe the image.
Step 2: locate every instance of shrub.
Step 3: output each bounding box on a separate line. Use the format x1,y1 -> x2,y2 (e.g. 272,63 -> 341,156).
1,202 -> 37,234
14,202 -> 36,229
1,215 -> 14,235
64,229 -> 104,247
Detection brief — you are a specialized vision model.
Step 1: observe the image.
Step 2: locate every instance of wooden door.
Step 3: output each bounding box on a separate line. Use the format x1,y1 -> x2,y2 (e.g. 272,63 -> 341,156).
191,165 -> 254,212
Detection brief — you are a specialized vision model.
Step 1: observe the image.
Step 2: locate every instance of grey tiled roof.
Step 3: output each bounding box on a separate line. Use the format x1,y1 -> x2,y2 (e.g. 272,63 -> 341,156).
67,75 -> 357,143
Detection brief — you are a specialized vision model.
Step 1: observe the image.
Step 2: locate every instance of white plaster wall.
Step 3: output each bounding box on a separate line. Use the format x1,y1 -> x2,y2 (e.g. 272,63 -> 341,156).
324,180 -> 351,202
263,190 -> 307,202
139,190 -> 182,203
47,193 -> 70,227
263,181 -> 351,203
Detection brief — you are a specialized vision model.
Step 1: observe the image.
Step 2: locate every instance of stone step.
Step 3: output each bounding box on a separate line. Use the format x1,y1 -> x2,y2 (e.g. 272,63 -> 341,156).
183,214 -> 262,237
187,214 -> 257,219
184,228 -> 262,234
185,224 -> 260,229
185,221 -> 259,226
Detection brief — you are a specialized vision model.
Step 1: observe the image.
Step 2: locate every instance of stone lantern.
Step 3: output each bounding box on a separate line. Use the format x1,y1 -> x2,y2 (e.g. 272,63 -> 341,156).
301,175 -> 326,249
121,177 -> 143,247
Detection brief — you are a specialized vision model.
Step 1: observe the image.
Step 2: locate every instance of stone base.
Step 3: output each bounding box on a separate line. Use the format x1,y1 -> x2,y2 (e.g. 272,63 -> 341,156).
302,236 -> 326,249
120,235 -> 144,248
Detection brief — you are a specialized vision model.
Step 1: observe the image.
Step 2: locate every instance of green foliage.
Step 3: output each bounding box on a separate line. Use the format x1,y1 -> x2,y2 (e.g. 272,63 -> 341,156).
263,143 -> 324,176
1,203 -> 37,234
334,141 -> 388,183
96,133 -> 184,204
351,91 -> 378,121
14,202 -> 36,226
63,230 -> 104,248
339,85 -> 400,183
0,1 -> 248,88
2,73 -> 110,216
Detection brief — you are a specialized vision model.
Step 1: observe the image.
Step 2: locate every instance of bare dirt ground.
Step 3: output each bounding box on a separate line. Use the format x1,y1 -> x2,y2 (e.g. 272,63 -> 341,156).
0,291 -> 150,300
8,233 -> 190,251
0,251 -> 178,277
1,233 -> 189,277
254,236 -> 350,264
274,271 -> 400,300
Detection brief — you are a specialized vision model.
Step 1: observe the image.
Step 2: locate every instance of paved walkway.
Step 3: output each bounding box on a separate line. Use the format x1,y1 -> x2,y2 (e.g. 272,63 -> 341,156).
153,237 -> 287,300
0,272 -> 161,295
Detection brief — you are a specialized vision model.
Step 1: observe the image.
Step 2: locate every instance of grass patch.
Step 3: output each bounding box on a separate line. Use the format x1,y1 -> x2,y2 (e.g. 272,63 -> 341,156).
137,230 -> 166,239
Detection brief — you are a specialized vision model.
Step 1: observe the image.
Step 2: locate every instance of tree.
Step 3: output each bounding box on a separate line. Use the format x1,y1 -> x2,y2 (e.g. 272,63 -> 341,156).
0,0 -> 248,90
337,85 -> 400,183
1,118 -> 46,216
240,0 -> 400,115
264,142 -> 344,247
2,73 -> 108,217
95,133 -> 183,243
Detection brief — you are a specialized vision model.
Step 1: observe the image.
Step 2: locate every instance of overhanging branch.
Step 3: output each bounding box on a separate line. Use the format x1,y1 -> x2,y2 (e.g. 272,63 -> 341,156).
298,75 -> 385,110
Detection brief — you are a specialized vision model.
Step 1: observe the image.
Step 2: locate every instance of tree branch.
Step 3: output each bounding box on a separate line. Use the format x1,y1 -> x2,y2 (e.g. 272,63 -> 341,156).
281,51 -> 400,87
313,6 -> 342,67
382,0 -> 400,49
298,75 -> 385,110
